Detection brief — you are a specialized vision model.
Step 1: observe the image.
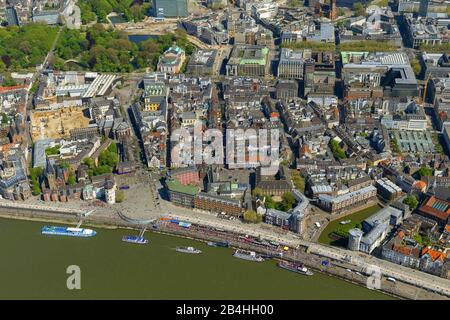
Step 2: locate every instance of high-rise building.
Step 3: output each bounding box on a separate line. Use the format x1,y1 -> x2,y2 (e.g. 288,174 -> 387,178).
153,0 -> 188,18
277,48 -> 306,79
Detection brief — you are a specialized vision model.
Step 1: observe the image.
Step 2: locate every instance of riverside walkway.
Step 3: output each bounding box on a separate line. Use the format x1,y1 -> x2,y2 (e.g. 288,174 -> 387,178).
1,200 -> 449,297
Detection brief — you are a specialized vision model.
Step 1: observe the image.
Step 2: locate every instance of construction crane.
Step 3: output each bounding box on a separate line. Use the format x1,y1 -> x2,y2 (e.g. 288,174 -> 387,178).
420,72 -> 433,106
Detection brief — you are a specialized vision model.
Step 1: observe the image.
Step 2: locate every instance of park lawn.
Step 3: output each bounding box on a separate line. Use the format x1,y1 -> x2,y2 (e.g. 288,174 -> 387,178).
318,204 -> 382,246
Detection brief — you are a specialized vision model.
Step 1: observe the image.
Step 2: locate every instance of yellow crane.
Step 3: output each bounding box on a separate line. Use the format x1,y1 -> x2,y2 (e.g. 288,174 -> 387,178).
420,72 -> 433,105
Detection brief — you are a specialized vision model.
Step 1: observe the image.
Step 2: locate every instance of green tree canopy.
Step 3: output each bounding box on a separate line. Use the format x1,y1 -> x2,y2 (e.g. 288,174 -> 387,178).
403,195 -> 419,210
330,140 -> 347,159
116,189 -> 125,203
265,196 -> 276,209
243,210 -> 263,223
417,166 -> 433,178
353,3 -> 366,17
0,24 -> 58,71
67,170 -> 76,186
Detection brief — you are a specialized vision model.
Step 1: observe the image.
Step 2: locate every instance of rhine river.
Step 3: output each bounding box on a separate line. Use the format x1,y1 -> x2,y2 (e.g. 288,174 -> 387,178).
0,218 -> 393,299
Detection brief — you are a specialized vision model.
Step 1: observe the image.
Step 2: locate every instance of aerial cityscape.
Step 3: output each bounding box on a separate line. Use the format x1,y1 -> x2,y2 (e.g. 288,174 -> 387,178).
0,0 -> 450,302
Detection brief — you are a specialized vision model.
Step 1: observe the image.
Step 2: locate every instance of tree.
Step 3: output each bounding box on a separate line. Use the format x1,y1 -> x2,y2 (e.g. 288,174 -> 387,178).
53,26 -> 194,73
252,187 -> 264,198
391,138 -> 401,153
265,196 -> 276,209
30,167 -> 43,196
83,157 -> 95,169
419,43 -> 450,53
338,40 -> 397,52
60,160 -> 69,169
276,192 -> 297,212
403,195 -> 419,210
282,41 -> 335,52
98,147 -> 119,168
0,113 -> 9,125
0,24 -> 59,71
292,170 -> 305,192
330,140 -> 346,159
417,166 -> 433,178
45,146 -> 60,156
353,3 -> 365,17
93,164 -> 112,176
1,75 -> 17,87
116,190 -> 125,203
243,210 -> 263,223
243,210 -> 257,223
68,170 -> 76,186
410,58 -> 421,76
282,192 -> 296,206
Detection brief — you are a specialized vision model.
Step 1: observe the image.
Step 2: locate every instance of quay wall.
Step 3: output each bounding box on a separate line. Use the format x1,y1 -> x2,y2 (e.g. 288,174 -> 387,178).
0,203 -> 447,300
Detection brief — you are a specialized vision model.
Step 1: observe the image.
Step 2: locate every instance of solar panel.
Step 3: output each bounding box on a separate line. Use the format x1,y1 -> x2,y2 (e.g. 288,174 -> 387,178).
432,201 -> 449,212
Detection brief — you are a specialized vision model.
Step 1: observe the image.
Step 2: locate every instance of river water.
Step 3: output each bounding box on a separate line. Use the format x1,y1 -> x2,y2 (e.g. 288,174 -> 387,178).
0,218 -> 392,299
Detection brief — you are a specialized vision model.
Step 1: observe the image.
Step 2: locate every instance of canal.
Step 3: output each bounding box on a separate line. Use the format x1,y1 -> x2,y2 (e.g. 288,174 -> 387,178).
0,218 -> 393,299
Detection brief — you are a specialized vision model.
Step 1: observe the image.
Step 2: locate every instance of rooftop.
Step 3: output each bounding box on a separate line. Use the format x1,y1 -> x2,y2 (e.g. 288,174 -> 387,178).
166,179 -> 199,196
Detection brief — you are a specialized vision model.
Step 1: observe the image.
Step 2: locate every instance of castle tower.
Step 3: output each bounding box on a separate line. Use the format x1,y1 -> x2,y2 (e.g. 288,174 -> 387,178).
104,180 -> 116,204
348,228 -> 364,251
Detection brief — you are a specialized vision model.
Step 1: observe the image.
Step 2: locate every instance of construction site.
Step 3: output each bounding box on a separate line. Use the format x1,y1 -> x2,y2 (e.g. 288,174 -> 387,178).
30,106 -> 91,141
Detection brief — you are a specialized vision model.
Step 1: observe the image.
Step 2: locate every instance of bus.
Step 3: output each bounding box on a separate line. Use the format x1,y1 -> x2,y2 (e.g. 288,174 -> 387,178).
387,277 -> 396,283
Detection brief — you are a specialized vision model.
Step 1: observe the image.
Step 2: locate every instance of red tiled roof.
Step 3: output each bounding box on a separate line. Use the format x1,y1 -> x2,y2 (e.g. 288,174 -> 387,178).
413,180 -> 427,190
421,247 -> 447,262
0,85 -> 27,93
418,196 -> 450,222
392,243 -> 420,257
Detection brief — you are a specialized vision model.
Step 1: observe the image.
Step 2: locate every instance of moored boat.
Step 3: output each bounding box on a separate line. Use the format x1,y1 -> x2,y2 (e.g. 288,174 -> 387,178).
122,235 -> 149,244
41,226 -> 96,238
207,241 -> 229,248
176,246 -> 202,254
277,261 -> 314,276
233,249 -> 264,262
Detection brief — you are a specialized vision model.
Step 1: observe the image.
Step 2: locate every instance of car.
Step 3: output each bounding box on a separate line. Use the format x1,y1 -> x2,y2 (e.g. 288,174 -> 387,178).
119,185 -> 130,190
